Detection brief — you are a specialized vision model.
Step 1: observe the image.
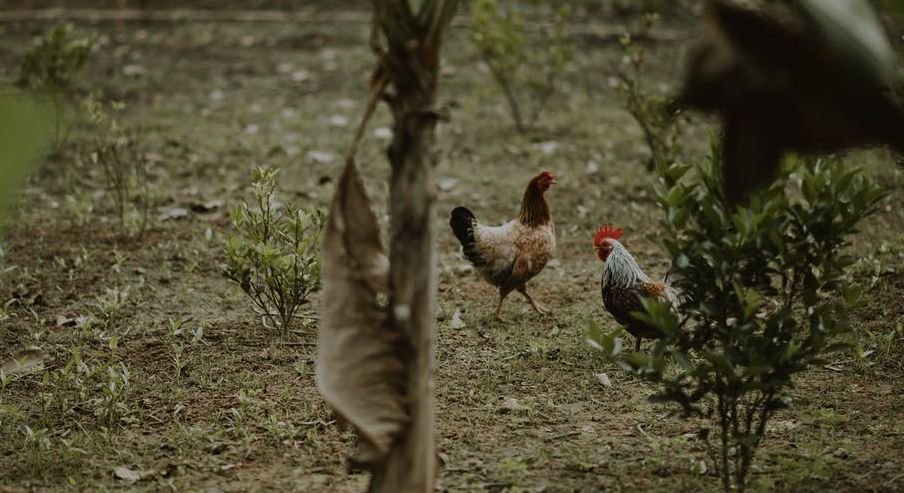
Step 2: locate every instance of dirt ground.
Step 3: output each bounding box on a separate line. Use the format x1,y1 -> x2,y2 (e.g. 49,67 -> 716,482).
0,4 -> 903,492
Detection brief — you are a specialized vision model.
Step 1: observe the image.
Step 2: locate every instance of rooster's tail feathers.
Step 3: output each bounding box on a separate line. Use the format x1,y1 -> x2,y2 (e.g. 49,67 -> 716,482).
663,264 -> 679,286
450,207 -> 484,265
663,263 -> 687,306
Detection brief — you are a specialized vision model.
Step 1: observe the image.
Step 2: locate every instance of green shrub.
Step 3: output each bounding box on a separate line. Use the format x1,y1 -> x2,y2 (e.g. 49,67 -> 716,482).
224,167 -> 324,340
469,0 -> 573,132
616,142 -> 885,493
16,25 -> 96,149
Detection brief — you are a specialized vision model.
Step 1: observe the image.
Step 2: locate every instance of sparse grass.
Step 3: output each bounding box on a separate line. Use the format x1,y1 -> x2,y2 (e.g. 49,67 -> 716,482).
0,6 -> 901,493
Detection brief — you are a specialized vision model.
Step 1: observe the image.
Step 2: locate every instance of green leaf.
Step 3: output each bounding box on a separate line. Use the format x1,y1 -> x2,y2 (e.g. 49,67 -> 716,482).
842,284 -> 863,305
742,288 -> 762,320
585,320 -> 624,358
673,352 -> 695,374
702,351 -> 732,373
0,90 -> 52,214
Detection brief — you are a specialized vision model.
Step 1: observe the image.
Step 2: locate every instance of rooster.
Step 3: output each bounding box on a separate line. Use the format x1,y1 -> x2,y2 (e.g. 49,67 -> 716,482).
450,171 -> 557,321
594,224 -> 680,351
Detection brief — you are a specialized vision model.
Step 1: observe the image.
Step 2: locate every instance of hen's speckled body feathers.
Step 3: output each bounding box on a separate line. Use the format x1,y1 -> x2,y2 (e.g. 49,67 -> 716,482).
450,171 -> 557,319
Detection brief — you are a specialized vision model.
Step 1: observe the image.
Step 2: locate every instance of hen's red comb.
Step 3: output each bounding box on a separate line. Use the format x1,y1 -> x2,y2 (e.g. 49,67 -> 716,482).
594,224 -> 623,247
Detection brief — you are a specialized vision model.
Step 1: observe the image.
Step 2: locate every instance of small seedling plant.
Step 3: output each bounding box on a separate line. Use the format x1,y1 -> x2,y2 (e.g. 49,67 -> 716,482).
16,25 -> 95,149
615,13 -> 683,170
224,167 -> 324,340
607,142 -> 885,493
470,0 -> 573,133
85,96 -> 151,237
166,319 -> 204,384
98,362 -> 131,429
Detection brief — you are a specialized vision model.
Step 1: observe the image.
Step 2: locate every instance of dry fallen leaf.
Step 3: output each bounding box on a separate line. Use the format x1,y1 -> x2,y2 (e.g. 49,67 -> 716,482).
316,160 -> 406,465
157,206 -> 189,221
113,466 -> 153,482
307,150 -> 336,164
437,178 -> 459,192
373,126 -> 392,140
292,68 -> 311,82
329,115 -> 349,128
190,199 -> 225,213
1,350 -> 49,378
595,372 -> 612,387
538,141 -> 558,156
498,396 -> 530,414
449,308 -> 466,329
121,64 -> 147,77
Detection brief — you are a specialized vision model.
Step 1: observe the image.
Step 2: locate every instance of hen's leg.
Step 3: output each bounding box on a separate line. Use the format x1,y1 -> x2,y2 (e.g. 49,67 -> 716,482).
518,286 -> 551,315
634,336 -> 642,352
494,291 -> 510,322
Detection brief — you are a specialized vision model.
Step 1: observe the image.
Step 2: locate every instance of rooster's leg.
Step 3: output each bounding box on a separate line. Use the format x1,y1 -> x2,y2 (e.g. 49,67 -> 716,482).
634,336 -> 642,352
517,286 -> 551,315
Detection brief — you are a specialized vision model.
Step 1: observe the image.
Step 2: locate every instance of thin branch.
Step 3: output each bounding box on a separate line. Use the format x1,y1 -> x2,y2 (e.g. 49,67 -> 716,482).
346,73 -> 389,165
422,0 -> 461,46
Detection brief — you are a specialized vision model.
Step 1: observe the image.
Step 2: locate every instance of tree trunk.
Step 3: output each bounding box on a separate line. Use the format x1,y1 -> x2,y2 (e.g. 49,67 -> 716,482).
312,2 -> 457,490
369,47 -> 442,493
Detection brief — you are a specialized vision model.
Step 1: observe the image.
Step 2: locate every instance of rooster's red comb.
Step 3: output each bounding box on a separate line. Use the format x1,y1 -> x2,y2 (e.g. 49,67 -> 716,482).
594,224 -> 623,247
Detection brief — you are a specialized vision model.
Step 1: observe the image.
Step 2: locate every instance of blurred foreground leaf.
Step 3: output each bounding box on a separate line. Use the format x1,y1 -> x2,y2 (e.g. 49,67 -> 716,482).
679,0 -> 904,203
0,89 -> 51,216
798,0 -> 898,85
877,0 -> 904,22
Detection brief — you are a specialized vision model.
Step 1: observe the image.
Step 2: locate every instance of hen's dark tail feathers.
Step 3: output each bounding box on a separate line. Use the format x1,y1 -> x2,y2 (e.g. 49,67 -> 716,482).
449,206 -> 484,265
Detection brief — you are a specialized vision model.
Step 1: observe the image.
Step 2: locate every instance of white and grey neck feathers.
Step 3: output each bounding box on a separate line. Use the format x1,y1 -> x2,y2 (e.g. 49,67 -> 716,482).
602,240 -> 651,288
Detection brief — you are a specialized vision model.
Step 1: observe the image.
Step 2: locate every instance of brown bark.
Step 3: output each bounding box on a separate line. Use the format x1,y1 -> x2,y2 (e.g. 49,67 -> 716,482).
367,2 -> 457,492
370,102 -> 439,493
317,3 -> 456,491
369,22 -> 444,493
